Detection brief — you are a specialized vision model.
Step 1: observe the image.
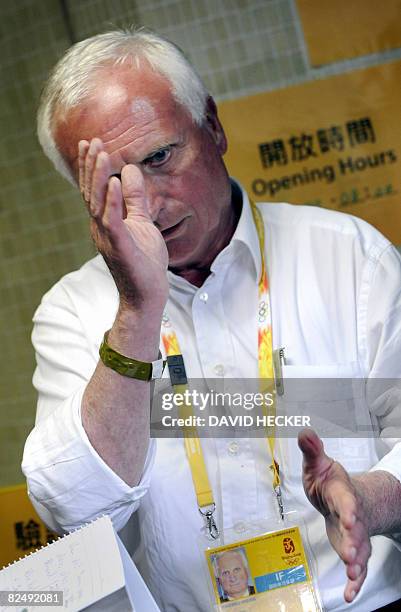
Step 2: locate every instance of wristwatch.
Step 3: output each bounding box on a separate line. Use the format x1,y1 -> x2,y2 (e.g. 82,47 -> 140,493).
99,331 -> 165,381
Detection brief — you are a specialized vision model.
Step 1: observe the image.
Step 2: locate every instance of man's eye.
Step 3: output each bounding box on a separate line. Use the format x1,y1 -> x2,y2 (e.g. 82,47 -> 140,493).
144,147 -> 171,167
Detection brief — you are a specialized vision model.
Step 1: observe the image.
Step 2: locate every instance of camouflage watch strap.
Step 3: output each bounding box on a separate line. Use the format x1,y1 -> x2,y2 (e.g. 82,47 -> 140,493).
99,331 -> 165,381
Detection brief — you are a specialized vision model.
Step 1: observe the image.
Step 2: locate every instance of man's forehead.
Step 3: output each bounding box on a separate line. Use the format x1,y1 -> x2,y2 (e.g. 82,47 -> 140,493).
84,66 -> 176,128
89,66 -> 174,112
54,65 -> 183,170
218,552 -> 243,567
85,85 -> 163,137
130,97 -> 158,116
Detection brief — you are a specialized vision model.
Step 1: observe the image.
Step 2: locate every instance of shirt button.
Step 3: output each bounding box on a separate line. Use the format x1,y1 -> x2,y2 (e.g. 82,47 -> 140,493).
199,292 -> 208,302
213,364 -> 225,376
228,441 -> 239,455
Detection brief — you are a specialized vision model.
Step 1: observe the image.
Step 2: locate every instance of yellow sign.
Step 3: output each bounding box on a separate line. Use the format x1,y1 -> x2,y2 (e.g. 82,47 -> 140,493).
0,484 -> 58,568
206,526 -> 320,611
219,61 -> 401,244
296,0 -> 401,66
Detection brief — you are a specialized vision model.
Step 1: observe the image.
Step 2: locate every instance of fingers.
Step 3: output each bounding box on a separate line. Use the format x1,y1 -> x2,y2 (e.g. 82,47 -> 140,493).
78,140 -> 89,197
102,176 -> 124,234
345,565 -> 368,603
78,138 -> 123,249
341,516 -> 370,564
333,518 -> 371,603
83,138 -> 103,202
78,140 -> 148,225
78,138 -> 108,210
298,428 -> 323,458
91,151 -> 112,217
298,431 -> 373,604
343,514 -> 371,588
298,428 -> 333,474
77,139 -> 152,262
79,138 -> 120,222
121,164 -> 150,221
328,484 -> 371,602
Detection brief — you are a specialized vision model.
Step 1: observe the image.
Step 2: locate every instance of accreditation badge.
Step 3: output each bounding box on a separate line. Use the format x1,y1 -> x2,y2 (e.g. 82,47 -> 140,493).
203,518 -> 322,611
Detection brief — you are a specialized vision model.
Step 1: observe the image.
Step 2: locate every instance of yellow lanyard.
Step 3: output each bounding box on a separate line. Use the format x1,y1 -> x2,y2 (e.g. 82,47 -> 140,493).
249,201 -> 280,491
161,201 -> 282,537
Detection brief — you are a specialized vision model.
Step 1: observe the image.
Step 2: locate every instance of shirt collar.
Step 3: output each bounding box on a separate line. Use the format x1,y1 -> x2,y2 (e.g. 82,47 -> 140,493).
168,179 -> 262,288
227,179 -> 262,282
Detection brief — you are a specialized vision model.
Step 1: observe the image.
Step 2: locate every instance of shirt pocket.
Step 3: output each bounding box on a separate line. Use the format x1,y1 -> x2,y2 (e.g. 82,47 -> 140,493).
277,363 -> 378,488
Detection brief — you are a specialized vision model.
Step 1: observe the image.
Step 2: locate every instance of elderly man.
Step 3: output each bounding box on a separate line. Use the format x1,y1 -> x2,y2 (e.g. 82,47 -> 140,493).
23,29 -> 401,611
216,550 -> 254,602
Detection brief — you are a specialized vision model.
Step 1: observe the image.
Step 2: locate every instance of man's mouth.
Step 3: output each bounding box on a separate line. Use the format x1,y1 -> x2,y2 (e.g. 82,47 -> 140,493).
160,218 -> 186,240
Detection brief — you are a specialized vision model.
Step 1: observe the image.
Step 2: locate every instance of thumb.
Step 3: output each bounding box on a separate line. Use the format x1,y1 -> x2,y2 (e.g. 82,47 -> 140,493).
298,428 -> 332,471
121,164 -> 150,220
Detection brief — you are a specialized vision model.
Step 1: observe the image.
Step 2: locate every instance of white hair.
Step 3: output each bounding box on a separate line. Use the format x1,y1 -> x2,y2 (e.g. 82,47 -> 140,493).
214,548 -> 249,577
37,28 -> 209,184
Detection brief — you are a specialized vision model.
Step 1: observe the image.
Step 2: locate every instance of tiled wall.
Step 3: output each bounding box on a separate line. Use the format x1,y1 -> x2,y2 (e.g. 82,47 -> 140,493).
1,0 -> 401,486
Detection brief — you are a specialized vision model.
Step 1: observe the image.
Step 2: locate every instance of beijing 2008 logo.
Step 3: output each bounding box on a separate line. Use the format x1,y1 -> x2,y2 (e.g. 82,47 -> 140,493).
283,537 -> 295,554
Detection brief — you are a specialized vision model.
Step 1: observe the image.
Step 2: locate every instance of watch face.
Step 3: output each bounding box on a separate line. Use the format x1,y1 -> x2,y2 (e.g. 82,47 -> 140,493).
166,355 -> 188,385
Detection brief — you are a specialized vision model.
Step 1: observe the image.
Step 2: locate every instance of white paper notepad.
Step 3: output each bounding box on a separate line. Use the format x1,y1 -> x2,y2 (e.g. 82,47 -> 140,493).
0,515 -> 160,612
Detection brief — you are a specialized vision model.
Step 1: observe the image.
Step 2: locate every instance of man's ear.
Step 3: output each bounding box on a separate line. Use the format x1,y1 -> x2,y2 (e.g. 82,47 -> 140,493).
204,96 -> 227,155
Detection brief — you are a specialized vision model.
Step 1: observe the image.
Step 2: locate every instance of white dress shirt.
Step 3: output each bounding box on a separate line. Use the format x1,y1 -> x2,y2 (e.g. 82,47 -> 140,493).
23,184 -> 401,611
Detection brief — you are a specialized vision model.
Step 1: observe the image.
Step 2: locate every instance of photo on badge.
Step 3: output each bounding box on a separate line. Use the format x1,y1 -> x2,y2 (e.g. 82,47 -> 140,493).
210,546 -> 255,603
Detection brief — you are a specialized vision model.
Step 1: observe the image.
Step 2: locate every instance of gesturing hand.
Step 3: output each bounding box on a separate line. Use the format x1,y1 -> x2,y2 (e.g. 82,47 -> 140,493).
78,137 -> 169,311
298,429 -> 372,603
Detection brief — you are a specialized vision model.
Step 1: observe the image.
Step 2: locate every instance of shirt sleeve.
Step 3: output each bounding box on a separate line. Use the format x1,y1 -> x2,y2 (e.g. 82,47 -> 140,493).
363,244 -> 401,481
22,281 -> 156,534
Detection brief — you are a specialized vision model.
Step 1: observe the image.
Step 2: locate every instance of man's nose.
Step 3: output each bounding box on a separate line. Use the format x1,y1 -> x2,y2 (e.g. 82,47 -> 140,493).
145,182 -> 166,223
148,195 -> 165,223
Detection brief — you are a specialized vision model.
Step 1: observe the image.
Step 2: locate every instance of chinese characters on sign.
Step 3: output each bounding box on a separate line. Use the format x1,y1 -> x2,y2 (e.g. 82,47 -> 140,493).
218,61 -> 401,243
14,519 -> 58,551
259,118 -> 376,168
253,116 -> 397,208
0,484 -> 59,567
